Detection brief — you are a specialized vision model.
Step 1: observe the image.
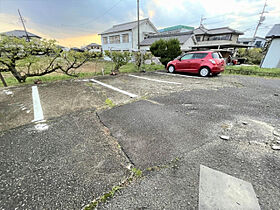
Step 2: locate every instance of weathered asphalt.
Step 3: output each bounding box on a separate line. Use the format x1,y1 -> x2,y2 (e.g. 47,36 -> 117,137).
0,109 -> 130,209
1,74 -> 280,209
98,75 -> 280,209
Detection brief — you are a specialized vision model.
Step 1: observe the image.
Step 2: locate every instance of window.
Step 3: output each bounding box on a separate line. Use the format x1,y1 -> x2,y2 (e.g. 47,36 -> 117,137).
196,36 -> 201,42
255,41 -> 262,47
122,34 -> 129,43
208,34 -> 231,41
103,37 -> 108,44
193,53 -> 207,59
109,35 -> 120,44
181,54 -> 194,60
212,52 -> 223,59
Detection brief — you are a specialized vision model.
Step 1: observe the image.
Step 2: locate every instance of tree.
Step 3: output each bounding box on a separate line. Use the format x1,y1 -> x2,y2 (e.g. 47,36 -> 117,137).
134,51 -> 152,72
105,51 -> 131,73
150,38 -> 181,67
0,36 -> 99,83
237,48 -> 263,65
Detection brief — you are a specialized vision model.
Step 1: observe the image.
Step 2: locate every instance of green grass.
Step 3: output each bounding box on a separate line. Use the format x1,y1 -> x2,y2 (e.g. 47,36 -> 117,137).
0,62 -> 164,87
105,98 -> 115,108
225,65 -> 280,78
0,72 -> 97,87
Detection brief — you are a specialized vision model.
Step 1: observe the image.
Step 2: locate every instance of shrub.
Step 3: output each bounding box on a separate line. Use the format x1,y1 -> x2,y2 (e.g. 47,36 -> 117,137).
237,48 -> 263,65
105,51 -> 131,73
150,39 -> 181,67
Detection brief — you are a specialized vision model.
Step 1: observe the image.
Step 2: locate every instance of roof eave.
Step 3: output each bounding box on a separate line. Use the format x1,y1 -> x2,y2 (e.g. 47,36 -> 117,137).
99,29 -> 132,36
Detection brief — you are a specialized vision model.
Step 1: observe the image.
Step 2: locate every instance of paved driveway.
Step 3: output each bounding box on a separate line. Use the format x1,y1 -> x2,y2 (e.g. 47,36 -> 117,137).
1,72 -> 280,209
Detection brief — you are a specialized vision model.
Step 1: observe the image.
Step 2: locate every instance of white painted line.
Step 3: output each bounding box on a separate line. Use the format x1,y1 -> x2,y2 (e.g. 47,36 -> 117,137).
32,86 -> 44,122
155,72 -> 208,79
199,165 -> 260,210
90,79 -> 138,98
128,74 -> 182,85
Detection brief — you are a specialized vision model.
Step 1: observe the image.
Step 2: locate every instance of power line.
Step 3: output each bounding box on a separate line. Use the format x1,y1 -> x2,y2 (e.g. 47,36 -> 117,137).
62,0 -> 124,27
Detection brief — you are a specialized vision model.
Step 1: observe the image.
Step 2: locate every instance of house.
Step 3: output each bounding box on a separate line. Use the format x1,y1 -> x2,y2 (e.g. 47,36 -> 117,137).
82,43 -> 101,52
158,25 -> 194,34
192,26 -> 247,50
0,30 -> 41,40
140,25 -> 248,58
238,36 -> 266,48
100,18 -> 158,51
140,31 -> 196,52
261,24 -> 280,68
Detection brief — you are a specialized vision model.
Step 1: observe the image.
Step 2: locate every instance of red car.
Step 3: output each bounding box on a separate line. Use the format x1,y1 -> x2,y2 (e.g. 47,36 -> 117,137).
166,51 -> 225,77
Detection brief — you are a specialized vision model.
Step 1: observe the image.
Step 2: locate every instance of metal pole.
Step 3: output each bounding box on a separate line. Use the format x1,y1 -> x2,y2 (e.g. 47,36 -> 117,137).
18,9 -> 30,42
253,0 -> 267,39
0,73 -> 8,87
137,0 -> 140,51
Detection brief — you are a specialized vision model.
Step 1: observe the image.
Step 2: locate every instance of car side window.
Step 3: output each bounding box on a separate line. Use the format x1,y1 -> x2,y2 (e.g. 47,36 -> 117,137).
181,54 -> 193,60
212,52 -> 222,59
193,53 -> 208,59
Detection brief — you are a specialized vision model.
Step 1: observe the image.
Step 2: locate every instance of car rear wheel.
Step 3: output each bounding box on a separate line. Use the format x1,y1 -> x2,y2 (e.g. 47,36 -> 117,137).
168,65 -> 175,73
199,67 -> 210,77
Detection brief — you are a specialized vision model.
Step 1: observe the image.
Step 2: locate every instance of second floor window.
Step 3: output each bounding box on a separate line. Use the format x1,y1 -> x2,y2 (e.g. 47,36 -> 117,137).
109,35 -> 120,44
208,34 -> 231,41
122,34 -> 129,43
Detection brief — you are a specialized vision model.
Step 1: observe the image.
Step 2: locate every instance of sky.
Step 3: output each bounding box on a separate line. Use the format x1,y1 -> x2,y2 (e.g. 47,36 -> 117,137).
0,0 -> 279,47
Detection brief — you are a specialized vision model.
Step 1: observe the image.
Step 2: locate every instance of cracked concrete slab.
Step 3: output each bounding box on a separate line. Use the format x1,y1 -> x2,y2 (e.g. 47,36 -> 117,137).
199,165 -> 260,210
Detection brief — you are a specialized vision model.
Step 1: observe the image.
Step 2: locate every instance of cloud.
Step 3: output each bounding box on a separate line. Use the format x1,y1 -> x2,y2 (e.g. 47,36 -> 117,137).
1,0 -> 280,43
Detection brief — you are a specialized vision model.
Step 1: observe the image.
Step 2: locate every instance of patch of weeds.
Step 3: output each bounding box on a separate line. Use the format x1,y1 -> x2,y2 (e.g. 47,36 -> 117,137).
86,82 -> 93,87
84,186 -> 122,210
84,167 -> 143,209
131,167 -> 142,178
105,98 -> 115,108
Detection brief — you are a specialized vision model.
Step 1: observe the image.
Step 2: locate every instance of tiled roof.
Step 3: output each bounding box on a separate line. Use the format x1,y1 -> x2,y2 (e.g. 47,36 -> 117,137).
140,31 -> 193,46
194,26 -> 243,35
0,30 -> 41,38
100,18 -> 157,35
266,24 -> 280,38
159,25 -> 194,33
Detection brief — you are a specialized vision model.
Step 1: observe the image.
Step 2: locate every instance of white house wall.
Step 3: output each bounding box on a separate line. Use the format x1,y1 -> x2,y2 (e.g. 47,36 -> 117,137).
101,31 -> 133,51
132,21 -> 157,49
261,38 -> 280,68
181,37 -> 195,51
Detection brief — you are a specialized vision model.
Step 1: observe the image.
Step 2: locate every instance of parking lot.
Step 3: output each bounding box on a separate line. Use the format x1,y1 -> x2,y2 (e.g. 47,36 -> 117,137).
1,71 -> 280,209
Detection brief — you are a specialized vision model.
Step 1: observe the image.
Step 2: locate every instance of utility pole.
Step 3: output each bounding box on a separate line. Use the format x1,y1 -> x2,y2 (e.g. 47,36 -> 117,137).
253,0 -> 268,39
137,0 -> 140,51
18,9 -> 30,42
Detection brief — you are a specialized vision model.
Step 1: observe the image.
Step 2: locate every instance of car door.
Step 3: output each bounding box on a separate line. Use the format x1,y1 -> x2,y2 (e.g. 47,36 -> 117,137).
176,53 -> 194,71
189,53 -> 208,73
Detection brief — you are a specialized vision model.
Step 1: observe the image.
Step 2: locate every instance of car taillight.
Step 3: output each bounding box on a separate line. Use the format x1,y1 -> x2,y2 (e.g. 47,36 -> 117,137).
209,59 -> 216,64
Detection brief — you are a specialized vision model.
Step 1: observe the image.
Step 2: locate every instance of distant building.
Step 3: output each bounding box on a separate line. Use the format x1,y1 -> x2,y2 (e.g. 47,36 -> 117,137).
82,43 -> 101,52
99,18 -> 158,51
0,29 -> 41,40
261,24 -> 280,68
158,25 -> 194,34
238,36 -> 266,48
